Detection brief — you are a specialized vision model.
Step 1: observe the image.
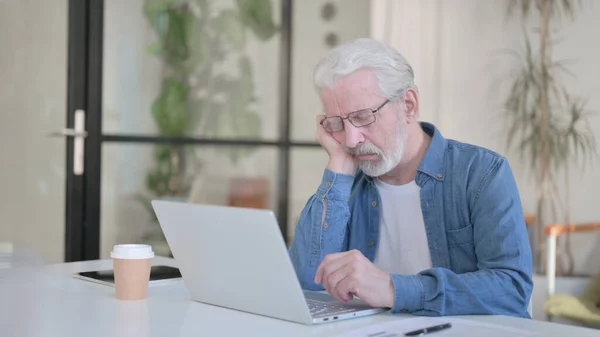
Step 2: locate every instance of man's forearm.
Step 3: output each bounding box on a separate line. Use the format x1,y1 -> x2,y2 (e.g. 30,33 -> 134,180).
390,267 -> 532,317
288,169 -> 354,289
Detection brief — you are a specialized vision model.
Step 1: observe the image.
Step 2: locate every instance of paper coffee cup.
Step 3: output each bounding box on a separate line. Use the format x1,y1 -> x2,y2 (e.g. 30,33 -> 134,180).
111,244 -> 154,300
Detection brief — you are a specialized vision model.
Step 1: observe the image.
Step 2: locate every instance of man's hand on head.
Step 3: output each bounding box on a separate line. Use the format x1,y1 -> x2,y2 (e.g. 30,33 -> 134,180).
315,115 -> 357,175
314,249 -> 394,308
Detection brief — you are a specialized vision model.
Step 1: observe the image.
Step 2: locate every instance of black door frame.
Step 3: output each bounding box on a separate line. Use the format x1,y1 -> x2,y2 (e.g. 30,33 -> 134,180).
65,0 -> 103,262
65,0 -> 319,262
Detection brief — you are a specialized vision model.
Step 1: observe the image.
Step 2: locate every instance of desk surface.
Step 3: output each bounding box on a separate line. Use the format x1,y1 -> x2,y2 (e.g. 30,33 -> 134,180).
1,256 -> 598,337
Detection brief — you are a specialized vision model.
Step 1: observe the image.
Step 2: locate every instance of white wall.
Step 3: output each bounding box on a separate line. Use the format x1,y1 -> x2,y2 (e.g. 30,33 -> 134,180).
0,0 -> 67,264
370,0 -> 443,125
371,0 -> 600,315
288,0 -> 372,239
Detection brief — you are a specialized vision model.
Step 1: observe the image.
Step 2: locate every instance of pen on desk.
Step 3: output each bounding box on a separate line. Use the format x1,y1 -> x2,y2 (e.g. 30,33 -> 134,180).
403,322 -> 452,336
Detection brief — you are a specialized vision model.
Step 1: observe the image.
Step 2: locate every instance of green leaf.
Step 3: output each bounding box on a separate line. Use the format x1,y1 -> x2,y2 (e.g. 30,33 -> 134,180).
215,9 -> 246,51
163,9 -> 198,67
186,98 -> 205,131
190,99 -> 225,137
151,78 -> 190,136
182,15 -> 207,73
217,107 -> 237,138
144,0 -> 175,26
239,57 -> 253,88
223,111 -> 262,162
147,172 -> 159,192
211,74 -> 237,95
147,42 -> 164,55
236,111 -> 262,138
155,144 -> 172,161
236,0 -> 277,40
236,56 -> 255,105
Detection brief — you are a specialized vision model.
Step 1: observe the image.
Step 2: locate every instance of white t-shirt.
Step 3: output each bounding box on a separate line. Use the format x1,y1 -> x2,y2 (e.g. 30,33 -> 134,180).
373,179 -> 433,275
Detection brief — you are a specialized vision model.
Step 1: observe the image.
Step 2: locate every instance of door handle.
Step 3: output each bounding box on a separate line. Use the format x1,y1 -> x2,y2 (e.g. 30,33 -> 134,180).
48,109 -> 86,175
47,129 -> 88,138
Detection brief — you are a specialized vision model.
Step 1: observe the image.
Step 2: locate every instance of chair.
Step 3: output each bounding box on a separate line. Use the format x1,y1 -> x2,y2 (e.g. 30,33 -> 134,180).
525,214 -> 537,226
544,223 -> 600,328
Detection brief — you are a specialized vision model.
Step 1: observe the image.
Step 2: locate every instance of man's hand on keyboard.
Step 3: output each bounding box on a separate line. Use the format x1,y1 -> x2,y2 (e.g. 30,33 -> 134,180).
314,249 -> 394,308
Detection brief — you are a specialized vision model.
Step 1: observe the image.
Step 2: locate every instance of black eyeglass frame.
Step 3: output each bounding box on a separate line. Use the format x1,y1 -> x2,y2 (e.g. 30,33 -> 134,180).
320,99 -> 391,132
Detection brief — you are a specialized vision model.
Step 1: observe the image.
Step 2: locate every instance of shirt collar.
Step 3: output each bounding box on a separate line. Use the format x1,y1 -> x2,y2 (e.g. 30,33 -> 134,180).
417,122 -> 447,181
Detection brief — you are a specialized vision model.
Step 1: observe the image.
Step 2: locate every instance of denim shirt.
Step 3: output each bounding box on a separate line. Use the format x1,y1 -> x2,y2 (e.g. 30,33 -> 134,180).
288,122 -> 533,318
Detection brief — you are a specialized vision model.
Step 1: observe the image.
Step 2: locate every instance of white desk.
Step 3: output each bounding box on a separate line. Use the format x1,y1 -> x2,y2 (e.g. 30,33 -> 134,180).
1,256 -> 598,337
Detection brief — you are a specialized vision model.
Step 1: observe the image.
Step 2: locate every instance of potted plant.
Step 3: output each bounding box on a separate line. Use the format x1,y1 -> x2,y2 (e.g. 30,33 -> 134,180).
502,0 -> 596,274
138,0 -> 278,254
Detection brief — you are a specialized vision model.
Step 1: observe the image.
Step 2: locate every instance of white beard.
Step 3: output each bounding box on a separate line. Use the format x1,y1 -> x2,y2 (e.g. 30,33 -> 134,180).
344,123 -> 407,177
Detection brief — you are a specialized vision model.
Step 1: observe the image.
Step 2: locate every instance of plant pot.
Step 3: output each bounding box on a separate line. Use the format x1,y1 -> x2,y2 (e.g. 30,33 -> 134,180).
228,177 -> 269,209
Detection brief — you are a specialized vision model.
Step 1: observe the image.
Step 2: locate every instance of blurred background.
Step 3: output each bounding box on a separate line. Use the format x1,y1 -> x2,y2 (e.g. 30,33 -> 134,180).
1,0 -> 599,327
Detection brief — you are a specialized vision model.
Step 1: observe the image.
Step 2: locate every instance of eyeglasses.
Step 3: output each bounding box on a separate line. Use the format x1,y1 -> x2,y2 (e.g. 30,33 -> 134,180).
320,99 -> 390,133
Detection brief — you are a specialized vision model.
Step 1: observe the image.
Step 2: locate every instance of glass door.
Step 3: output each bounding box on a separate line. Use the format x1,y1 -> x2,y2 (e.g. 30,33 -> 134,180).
67,0 -> 371,260
94,0 -> 301,259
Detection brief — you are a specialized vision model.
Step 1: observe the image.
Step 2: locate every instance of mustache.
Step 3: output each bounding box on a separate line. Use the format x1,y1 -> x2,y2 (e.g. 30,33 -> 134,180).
344,143 -> 383,156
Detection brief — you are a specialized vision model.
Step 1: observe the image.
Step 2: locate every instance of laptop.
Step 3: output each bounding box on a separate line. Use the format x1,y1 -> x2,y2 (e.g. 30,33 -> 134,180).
151,200 -> 388,325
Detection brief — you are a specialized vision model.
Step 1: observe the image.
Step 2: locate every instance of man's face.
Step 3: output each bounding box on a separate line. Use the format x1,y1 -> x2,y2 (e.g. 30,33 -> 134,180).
321,69 -> 408,177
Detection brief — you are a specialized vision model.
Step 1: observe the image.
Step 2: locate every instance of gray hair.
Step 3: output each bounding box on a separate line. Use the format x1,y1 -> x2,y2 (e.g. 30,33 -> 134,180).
313,38 -> 418,101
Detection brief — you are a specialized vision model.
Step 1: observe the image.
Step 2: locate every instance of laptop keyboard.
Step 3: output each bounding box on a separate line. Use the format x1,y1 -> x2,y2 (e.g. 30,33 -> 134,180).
307,299 -> 358,317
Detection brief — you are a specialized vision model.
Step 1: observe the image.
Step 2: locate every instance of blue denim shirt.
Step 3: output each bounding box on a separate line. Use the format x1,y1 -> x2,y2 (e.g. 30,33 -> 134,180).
288,122 -> 533,318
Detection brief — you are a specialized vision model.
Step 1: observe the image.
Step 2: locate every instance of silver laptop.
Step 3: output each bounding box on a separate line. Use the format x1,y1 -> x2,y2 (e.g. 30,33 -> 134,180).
151,200 -> 388,325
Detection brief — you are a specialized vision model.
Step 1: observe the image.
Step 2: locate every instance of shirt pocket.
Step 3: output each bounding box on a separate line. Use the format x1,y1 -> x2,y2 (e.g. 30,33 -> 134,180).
446,224 -> 477,272
446,224 -> 474,248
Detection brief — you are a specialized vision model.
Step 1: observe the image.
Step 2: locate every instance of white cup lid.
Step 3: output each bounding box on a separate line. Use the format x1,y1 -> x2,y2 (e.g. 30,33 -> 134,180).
110,244 -> 154,259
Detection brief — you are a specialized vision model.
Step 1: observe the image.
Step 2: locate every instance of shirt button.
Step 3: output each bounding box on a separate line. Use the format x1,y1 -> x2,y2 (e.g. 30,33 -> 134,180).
326,181 -> 332,188
323,222 -> 328,229
368,241 -> 375,247
371,201 -> 377,207
437,173 -> 444,179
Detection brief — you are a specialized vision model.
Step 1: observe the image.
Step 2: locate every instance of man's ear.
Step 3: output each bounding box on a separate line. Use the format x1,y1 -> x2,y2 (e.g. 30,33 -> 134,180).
403,89 -> 419,123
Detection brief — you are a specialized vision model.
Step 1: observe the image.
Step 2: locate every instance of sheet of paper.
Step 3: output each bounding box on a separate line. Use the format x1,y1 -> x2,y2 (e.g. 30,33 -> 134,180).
332,317 -> 540,337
